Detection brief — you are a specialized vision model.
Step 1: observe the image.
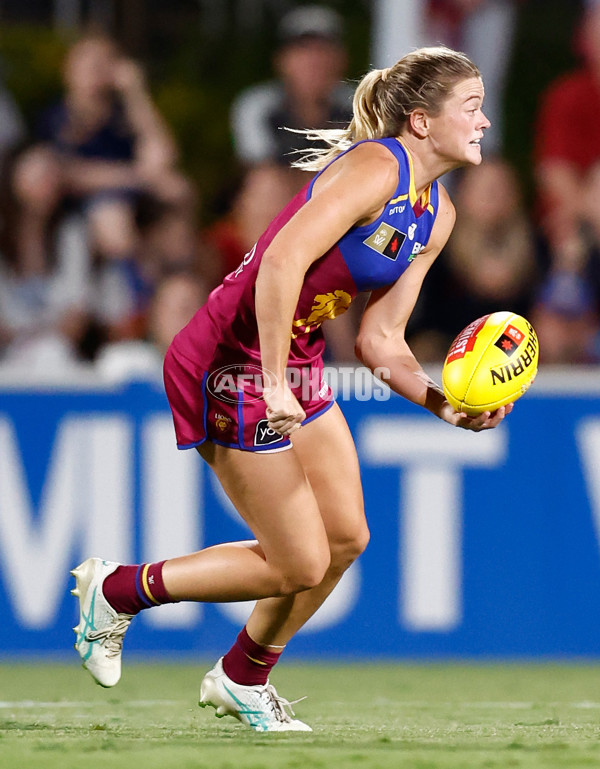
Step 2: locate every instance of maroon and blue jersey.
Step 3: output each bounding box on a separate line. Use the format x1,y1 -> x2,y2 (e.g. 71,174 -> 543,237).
174,137 -> 439,369
165,137 -> 440,450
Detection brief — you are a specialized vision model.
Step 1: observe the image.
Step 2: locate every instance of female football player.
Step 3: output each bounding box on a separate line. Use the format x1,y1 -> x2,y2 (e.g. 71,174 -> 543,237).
71,46 -> 510,732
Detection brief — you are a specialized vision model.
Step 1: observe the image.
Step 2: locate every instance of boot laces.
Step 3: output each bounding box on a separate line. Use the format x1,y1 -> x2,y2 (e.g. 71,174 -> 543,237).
264,684 -> 307,723
86,614 -> 133,659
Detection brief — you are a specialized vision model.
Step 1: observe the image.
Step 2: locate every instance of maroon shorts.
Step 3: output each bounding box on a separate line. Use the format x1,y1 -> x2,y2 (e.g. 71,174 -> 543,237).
163,344 -> 334,452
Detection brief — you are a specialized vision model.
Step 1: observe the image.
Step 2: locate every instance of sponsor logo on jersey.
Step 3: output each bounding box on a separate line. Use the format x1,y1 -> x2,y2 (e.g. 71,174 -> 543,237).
408,242 -> 424,261
388,204 -> 405,215
363,224 -> 406,261
214,412 -> 232,432
254,419 -> 284,446
318,375 -> 330,399
233,243 -> 257,278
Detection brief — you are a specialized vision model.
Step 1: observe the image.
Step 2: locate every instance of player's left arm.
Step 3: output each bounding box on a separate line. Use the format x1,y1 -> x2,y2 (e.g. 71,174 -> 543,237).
355,184 -> 510,431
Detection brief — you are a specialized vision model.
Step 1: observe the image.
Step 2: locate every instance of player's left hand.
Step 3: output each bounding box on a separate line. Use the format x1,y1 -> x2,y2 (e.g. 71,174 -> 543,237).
440,402 -> 513,431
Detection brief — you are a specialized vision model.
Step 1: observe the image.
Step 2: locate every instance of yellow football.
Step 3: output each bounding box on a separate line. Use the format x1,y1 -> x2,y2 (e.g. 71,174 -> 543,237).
442,311 -> 539,416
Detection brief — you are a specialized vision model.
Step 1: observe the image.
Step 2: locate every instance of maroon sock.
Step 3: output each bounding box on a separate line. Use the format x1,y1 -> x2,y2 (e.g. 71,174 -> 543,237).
222,626 -> 283,686
103,561 -> 176,615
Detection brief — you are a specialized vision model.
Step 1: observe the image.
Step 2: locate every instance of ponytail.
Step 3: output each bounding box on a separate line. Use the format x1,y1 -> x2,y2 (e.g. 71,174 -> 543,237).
291,46 -> 479,173
290,68 -> 389,173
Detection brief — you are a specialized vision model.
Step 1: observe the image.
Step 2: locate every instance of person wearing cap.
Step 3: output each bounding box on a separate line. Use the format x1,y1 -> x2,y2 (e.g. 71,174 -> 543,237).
533,1 -> 600,362
230,5 -> 353,172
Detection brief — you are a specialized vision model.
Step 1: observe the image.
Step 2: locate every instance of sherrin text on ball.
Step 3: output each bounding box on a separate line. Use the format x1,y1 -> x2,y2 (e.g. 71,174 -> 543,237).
442,311 -> 539,416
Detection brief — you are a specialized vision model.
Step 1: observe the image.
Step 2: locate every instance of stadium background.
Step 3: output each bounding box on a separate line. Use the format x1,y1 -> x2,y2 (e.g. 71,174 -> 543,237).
0,0 -> 583,217
3,372 -> 600,660
1,0 -> 599,663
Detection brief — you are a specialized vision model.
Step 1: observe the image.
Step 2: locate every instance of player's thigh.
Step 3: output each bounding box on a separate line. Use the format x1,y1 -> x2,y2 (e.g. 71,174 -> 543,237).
291,403 -> 369,558
198,441 -> 331,575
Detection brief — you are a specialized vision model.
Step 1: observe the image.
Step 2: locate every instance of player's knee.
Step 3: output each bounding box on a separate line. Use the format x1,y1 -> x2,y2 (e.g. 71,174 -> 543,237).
329,523 -> 370,573
353,524 -> 371,560
279,552 -> 331,594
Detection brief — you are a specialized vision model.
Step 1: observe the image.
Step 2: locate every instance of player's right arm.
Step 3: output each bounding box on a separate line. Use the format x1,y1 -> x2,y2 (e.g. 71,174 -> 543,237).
255,142 -> 399,435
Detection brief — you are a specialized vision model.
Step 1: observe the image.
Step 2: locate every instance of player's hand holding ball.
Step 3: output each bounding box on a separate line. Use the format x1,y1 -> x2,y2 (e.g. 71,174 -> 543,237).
440,311 -> 539,431
438,400 -> 514,431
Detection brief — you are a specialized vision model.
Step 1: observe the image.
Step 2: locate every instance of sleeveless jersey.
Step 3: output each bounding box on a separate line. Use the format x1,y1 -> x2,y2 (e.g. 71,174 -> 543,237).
173,137 -> 440,370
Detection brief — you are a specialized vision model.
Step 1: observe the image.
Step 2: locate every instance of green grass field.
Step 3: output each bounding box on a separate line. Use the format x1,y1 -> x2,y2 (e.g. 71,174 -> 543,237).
1,661 -> 600,769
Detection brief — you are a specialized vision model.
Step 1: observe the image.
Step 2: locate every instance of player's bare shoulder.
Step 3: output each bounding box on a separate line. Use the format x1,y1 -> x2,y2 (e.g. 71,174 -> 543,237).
312,141 -> 400,227
314,141 -> 398,195
334,141 -> 398,187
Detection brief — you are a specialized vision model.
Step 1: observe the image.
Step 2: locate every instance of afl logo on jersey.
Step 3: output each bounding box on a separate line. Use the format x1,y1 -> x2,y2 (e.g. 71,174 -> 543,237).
363,224 -> 406,261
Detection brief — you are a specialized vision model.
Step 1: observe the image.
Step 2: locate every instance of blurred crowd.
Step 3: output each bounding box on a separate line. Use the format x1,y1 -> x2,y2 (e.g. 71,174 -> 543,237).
0,1 -> 598,380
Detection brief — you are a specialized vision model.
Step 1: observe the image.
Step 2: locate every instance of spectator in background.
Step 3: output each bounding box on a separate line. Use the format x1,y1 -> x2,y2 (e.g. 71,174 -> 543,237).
204,160 -> 361,361
227,5 -> 360,360
0,64 -> 26,169
0,209 -> 91,373
530,270 -> 600,364
95,269 -> 207,382
204,163 -> 298,286
535,0 -> 600,256
408,158 -> 537,361
230,4 -> 353,185
534,0 -> 600,363
425,0 -> 519,154
10,33 -> 196,347
148,270 -> 208,355
136,197 -> 200,291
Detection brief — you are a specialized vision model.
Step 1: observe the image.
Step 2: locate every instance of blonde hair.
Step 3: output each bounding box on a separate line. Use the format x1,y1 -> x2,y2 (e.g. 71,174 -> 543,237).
291,46 -> 480,172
